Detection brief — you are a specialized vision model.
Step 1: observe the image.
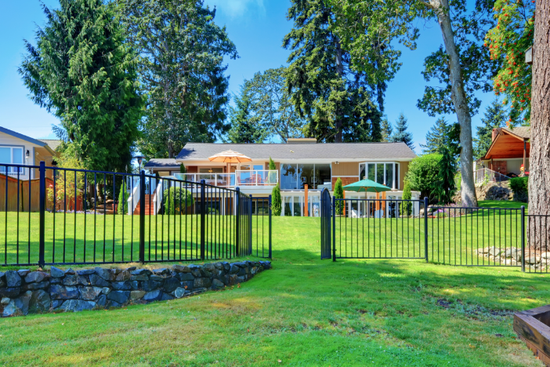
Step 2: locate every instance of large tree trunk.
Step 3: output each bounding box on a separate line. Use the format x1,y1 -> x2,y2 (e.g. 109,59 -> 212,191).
528,0 -> 550,250
430,0 -> 477,207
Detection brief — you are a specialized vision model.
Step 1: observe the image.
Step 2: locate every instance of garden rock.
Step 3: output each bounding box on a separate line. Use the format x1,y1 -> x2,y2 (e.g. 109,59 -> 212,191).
5,271 -> 22,287
150,275 -> 165,282
17,269 -> 31,277
29,290 -> 51,313
130,290 -> 146,300
525,256 -> 540,265
3,300 -> 23,317
143,289 -> 163,302
163,277 -> 180,293
194,278 -> 212,289
96,295 -> 107,308
50,266 -> 65,278
211,279 -> 225,290
90,274 -> 110,287
65,268 -> 76,275
115,271 -> 131,281
111,281 -> 132,291
26,281 -> 50,290
50,285 -> 79,300
173,288 -> 189,299
0,273 -> 4,288
25,271 -> 48,284
63,275 -> 79,286
172,265 -> 190,273
107,291 -> 130,305
79,287 -> 103,301
94,267 -> 113,281
77,269 -> 95,276
541,252 -> 550,260
1,297 -> 9,305
141,280 -> 162,292
0,287 -> 21,298
59,300 -> 96,312
178,273 -> 194,281
161,293 -> 174,301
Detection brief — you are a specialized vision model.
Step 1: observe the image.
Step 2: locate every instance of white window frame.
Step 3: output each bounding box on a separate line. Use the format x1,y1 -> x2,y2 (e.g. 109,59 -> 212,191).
0,146 -> 25,175
359,162 -> 400,190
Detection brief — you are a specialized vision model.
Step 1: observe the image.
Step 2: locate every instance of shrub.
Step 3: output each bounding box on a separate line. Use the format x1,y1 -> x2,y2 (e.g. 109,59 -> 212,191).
405,153 -> 442,203
163,187 -> 194,214
117,180 -> 128,215
401,181 -> 412,216
434,147 -> 456,204
179,164 -> 186,173
509,177 -> 528,202
269,157 -> 276,170
271,183 -> 281,216
334,177 -> 344,215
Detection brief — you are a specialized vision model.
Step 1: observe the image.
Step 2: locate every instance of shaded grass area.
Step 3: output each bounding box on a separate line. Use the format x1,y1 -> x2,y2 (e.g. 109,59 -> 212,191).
0,217 -> 546,366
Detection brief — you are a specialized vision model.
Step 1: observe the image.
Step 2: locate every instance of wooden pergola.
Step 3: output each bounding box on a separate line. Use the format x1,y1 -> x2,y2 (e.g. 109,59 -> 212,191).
482,127 -> 530,173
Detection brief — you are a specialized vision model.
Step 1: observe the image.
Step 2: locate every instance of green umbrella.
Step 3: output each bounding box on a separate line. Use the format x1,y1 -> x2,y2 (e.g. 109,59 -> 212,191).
343,179 -> 391,193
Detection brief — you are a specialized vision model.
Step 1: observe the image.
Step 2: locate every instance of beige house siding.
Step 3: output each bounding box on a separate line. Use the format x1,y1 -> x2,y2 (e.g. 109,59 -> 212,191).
331,162 -> 359,177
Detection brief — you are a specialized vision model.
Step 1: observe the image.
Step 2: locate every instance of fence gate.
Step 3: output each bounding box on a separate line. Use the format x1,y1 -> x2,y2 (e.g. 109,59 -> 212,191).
320,188 -> 332,259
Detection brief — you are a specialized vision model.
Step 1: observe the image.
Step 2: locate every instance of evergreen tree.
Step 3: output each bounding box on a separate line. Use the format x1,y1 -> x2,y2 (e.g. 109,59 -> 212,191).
390,114 -> 414,149
334,178 -> 344,215
179,164 -> 186,174
435,147 -> 457,204
271,183 -> 282,216
20,0 -> 144,172
121,0 -> 237,158
422,118 -> 450,155
227,87 -> 267,144
118,180 -> 128,215
473,100 -> 507,160
283,0 -> 382,143
269,158 -> 276,171
380,118 -> 393,142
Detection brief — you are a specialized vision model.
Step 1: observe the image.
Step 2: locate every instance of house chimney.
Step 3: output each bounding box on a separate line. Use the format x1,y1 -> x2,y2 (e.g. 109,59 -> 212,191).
287,138 -> 317,144
492,128 -> 500,141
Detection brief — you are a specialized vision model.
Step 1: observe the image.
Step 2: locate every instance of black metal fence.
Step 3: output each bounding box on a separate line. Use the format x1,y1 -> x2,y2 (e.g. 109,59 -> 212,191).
0,162 -> 271,267
324,195 -> 548,273
320,188 -> 331,260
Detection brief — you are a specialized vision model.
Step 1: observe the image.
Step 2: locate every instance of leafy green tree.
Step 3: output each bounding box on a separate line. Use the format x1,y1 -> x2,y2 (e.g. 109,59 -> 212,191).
121,0 -> 238,158
243,67 -> 306,142
20,0 -> 144,172
485,0 -> 534,124
473,100 -> 507,160
271,183 -> 282,216
227,87 -> 267,144
405,154 -> 442,203
328,0 -> 500,207
381,118 -> 393,142
334,178 -> 344,215
390,114 -> 414,149
283,0 -> 382,143
434,147 -> 456,204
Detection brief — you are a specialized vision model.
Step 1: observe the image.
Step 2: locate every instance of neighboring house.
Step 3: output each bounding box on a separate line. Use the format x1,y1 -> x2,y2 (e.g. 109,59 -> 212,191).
145,138 -> 419,217
0,126 -> 61,180
479,126 -> 530,178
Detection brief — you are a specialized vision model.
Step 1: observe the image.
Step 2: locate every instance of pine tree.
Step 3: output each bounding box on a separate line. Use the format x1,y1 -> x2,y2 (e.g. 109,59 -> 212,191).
381,118 -> 393,142
269,158 -> 276,170
179,164 -> 186,174
227,89 -> 266,144
283,0 -> 382,143
121,0 -> 237,158
20,0 -> 144,172
390,114 -> 414,149
334,178 -> 344,215
271,183 -> 282,216
434,147 -> 457,204
473,100 -> 507,160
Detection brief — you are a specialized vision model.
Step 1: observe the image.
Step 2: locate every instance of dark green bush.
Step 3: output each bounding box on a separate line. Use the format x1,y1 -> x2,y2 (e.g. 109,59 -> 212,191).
271,183 -> 281,216
405,153 -> 442,203
401,181 -> 412,216
163,187 -> 194,214
334,177 -> 344,215
509,177 -> 528,202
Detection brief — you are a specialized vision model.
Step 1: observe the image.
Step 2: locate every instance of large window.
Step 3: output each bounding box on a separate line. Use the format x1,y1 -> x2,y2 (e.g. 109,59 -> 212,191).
0,147 -> 24,174
359,162 -> 399,189
280,163 -> 331,190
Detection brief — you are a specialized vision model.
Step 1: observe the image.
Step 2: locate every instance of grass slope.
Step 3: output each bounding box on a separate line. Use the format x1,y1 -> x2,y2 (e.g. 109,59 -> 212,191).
0,216 -> 546,366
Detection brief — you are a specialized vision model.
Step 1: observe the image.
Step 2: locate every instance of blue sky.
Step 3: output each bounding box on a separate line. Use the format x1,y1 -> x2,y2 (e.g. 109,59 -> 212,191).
0,0 -> 495,152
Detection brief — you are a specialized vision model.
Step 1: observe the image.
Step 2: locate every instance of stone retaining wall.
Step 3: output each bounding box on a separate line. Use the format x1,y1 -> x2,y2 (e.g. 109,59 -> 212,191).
0,261 -> 271,317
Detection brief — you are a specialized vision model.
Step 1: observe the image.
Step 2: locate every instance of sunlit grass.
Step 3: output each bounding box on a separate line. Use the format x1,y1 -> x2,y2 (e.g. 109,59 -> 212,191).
0,215 -> 546,366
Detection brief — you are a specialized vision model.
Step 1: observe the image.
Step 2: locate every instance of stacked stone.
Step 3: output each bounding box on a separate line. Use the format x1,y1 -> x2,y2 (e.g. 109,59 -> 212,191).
0,260 -> 271,317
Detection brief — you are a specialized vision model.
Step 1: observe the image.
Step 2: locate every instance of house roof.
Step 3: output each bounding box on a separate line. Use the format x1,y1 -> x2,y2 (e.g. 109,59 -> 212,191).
176,142 -> 416,161
39,139 -> 63,151
501,126 -> 530,140
0,126 -> 49,147
144,158 -> 179,168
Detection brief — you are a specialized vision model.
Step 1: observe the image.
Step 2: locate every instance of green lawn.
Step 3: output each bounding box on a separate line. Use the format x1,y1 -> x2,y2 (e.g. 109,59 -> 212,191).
0,215 -> 546,366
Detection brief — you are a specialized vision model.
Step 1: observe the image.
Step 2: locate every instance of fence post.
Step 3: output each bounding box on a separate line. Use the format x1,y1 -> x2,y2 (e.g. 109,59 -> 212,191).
139,170 -> 145,264
249,195 -> 253,255
268,195 -> 272,259
332,195 -> 336,262
521,205 -> 526,272
200,180 -> 206,261
235,188 -> 241,256
424,197 -> 429,263
38,161 -> 46,268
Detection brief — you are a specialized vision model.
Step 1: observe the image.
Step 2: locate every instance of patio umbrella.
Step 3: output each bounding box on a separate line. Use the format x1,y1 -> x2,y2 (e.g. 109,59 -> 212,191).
343,178 -> 391,193
208,150 -> 253,182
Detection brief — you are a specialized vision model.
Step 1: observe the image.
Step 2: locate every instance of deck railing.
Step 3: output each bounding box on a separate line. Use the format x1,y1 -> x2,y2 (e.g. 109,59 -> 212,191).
174,170 -> 278,188
474,168 -> 511,185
